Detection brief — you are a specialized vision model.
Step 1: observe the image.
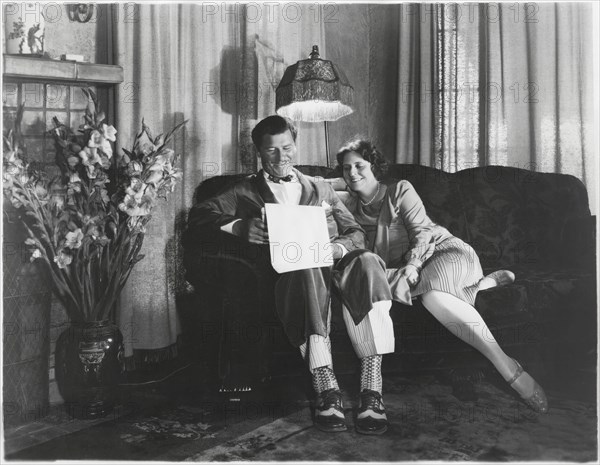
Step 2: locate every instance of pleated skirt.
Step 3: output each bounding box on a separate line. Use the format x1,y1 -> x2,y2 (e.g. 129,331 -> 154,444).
408,237 -> 483,306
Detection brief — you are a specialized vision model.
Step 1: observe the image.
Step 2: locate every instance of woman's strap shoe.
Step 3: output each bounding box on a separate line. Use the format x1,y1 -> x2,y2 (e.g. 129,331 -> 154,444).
314,388 -> 347,432
355,389 -> 388,435
508,359 -> 549,414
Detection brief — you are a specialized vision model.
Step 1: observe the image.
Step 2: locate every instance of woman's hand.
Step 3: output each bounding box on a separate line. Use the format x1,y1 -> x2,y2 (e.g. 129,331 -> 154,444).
399,264 -> 420,287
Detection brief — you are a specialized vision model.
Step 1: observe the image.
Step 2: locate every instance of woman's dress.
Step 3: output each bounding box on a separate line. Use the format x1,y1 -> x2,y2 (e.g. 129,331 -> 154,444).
344,180 -> 484,306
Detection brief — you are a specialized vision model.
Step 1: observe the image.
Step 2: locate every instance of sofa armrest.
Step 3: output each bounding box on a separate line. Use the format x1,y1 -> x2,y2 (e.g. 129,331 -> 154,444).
185,253 -> 261,292
184,231 -> 275,294
183,235 -> 280,392
559,215 -> 596,270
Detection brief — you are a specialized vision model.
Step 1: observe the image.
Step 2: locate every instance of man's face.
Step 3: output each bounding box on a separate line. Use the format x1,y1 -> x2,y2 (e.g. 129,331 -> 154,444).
258,130 -> 296,179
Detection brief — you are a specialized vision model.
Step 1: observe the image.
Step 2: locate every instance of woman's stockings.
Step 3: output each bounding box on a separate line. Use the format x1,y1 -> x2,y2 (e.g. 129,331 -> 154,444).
420,290 -> 537,399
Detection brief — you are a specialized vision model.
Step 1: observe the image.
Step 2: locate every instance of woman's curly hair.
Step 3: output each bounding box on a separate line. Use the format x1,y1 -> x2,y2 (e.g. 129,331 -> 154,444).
335,138 -> 389,180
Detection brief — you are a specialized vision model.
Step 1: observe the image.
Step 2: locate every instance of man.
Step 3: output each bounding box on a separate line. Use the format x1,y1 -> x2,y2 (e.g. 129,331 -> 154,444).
187,115 -> 395,435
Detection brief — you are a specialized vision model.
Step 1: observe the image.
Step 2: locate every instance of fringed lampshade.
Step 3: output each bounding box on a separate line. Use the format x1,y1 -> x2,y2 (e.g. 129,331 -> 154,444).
276,45 -> 354,122
276,46 -> 354,165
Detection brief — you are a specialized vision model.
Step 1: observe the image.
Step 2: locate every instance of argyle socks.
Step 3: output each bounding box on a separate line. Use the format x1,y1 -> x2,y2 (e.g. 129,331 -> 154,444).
360,355 -> 383,394
312,366 -> 339,394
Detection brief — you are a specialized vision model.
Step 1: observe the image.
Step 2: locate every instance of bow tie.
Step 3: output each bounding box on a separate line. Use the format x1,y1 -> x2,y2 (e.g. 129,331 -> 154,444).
267,174 -> 294,183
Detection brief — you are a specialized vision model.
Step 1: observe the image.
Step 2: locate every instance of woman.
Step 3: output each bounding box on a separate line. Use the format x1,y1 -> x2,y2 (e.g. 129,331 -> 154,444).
336,138 -> 548,414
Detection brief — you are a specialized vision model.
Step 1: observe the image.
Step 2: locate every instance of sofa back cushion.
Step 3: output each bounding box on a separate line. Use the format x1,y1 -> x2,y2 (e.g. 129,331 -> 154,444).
456,166 -> 591,269
385,164 -> 470,243
191,163 -> 592,270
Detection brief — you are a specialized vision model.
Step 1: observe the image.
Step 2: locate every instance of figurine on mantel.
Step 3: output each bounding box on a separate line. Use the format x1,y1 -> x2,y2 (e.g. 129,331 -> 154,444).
4,2 -> 45,55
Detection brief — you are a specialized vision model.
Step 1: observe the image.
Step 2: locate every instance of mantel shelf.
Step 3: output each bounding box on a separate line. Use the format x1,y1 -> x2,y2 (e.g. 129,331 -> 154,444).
3,55 -> 123,85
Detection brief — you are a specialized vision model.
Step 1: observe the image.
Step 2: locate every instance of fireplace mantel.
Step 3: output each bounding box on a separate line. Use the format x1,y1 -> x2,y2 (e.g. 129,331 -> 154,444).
3,55 -> 123,85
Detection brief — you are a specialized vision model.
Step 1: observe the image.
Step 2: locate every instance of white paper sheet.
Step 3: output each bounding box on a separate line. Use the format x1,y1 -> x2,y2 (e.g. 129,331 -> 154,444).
265,203 -> 335,273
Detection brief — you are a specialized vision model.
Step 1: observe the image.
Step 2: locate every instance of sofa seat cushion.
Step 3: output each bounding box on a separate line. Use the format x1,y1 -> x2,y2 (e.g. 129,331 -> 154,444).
389,265 -> 594,354
474,285 -> 529,319
506,266 -> 596,318
390,284 -> 531,353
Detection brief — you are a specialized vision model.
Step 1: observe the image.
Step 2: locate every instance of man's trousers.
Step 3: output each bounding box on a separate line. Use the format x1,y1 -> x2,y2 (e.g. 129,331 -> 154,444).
274,250 -> 395,370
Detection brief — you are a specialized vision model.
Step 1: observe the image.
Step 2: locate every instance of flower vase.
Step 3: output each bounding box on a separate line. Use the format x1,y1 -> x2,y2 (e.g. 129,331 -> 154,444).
55,320 -> 125,419
4,2 -> 45,55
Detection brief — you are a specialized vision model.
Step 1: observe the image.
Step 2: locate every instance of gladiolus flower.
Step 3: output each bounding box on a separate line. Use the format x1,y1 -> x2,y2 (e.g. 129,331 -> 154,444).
118,199 -> 152,217
30,249 -> 42,262
86,129 -> 111,158
119,183 -> 156,217
125,178 -> 146,202
17,172 -> 30,185
68,172 -> 82,193
145,170 -> 163,186
99,139 -> 113,159
5,150 -> 17,163
79,146 -> 101,166
140,143 -> 156,157
88,130 -> 104,148
99,154 -> 111,169
65,229 -> 84,249
86,164 -> 97,179
127,160 -> 143,176
3,162 -> 19,176
148,155 -> 167,171
9,193 -> 26,208
50,193 -> 65,209
53,250 -> 72,269
3,172 -> 14,189
100,188 -> 110,204
102,124 -> 117,142
33,180 -> 48,199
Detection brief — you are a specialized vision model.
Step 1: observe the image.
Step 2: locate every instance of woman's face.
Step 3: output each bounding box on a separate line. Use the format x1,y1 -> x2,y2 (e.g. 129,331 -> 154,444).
341,151 -> 377,193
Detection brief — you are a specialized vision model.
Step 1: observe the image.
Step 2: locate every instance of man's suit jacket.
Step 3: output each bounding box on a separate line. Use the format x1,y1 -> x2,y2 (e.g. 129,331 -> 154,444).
187,168 -> 366,254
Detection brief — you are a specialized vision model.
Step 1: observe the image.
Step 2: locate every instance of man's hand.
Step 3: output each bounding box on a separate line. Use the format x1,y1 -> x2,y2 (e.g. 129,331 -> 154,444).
399,264 -> 420,287
232,218 -> 269,244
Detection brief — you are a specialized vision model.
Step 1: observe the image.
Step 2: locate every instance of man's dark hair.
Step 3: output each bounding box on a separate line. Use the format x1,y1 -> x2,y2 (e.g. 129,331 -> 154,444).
251,115 -> 298,149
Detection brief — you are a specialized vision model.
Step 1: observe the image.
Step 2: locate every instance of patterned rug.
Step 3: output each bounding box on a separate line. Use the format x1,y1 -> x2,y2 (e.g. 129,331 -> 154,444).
186,375 -> 597,462
7,372 -> 597,462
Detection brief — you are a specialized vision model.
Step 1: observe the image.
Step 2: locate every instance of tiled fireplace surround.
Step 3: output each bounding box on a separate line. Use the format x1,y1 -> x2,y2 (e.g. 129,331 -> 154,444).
3,60 -> 121,427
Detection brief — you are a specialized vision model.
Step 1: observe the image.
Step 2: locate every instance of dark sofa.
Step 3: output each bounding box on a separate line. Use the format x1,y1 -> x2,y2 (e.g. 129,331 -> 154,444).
182,164 -> 596,393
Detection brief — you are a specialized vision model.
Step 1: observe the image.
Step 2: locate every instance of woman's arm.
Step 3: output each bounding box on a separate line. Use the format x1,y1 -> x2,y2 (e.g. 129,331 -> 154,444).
393,180 -> 436,270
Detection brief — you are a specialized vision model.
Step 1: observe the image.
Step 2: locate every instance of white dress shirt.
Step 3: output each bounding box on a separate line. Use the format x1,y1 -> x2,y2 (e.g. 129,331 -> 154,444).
263,171 -> 302,205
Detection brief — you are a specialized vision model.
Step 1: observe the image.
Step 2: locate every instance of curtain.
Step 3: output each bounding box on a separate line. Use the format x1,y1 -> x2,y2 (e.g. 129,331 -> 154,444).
112,3 -> 325,367
396,3 -> 596,212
